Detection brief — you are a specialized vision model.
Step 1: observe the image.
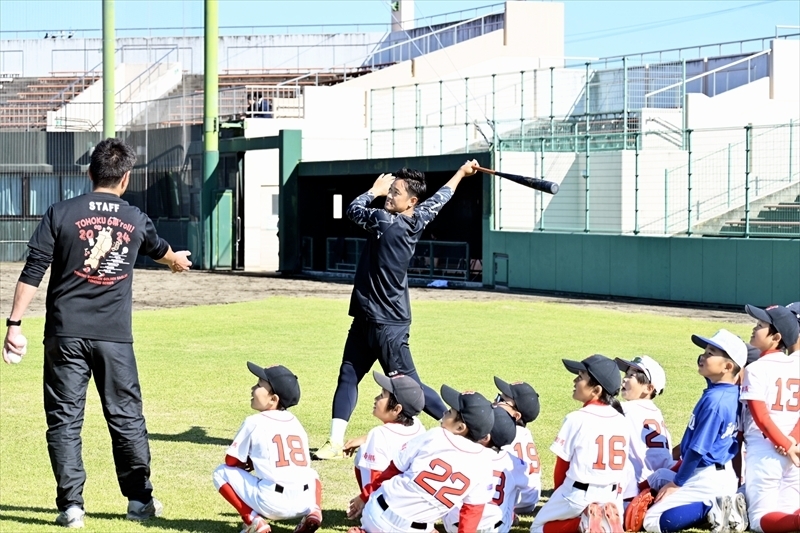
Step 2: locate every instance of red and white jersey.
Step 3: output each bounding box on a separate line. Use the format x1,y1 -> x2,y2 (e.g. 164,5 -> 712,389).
551,403 -> 630,486
740,352 -> 800,450
381,427 -> 495,524
621,399 -> 673,482
226,410 -> 315,487
502,425 -> 541,507
355,418 -> 425,488
485,450 -> 529,527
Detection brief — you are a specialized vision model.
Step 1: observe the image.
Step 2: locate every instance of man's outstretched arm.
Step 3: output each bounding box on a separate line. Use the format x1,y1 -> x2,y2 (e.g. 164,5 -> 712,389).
416,159 -> 479,226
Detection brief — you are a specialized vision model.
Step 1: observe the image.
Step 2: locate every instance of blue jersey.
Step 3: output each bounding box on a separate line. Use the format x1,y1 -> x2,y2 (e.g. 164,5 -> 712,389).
680,382 -> 740,467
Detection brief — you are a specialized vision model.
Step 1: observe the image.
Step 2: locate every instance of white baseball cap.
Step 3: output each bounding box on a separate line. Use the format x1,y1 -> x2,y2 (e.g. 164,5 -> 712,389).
691,329 -> 747,369
615,355 -> 667,394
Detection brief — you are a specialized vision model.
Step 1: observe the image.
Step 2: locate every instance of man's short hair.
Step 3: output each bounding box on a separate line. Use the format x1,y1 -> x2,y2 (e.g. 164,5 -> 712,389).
394,168 -> 426,198
89,138 -> 137,188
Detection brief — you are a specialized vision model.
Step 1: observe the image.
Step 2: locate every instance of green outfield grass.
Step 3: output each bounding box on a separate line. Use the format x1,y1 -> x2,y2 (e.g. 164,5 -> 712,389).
0,296 -> 751,532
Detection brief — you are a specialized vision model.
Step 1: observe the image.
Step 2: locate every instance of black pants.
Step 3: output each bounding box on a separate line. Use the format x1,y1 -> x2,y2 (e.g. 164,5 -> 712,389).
43,337 -> 153,511
331,319 -> 446,422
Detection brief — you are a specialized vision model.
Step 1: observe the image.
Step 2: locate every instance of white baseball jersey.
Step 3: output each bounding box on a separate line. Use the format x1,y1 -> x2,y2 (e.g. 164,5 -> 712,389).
621,399 -> 673,497
551,403 -> 630,486
378,426 -> 495,525
502,426 -> 541,509
226,410 -> 315,487
740,352 -> 800,452
355,418 -> 426,489
442,450 -> 528,533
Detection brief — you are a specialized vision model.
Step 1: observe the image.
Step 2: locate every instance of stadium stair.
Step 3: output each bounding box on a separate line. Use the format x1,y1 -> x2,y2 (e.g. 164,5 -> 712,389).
0,72 -> 101,130
692,183 -> 800,237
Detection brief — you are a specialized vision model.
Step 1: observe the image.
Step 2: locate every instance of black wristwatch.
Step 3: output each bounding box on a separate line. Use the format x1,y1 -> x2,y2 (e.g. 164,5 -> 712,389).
6,318 -> 21,327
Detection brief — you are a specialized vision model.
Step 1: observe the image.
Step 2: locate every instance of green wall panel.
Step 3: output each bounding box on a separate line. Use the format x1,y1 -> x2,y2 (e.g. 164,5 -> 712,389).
582,235 -> 610,296
770,240 -> 800,304
669,238 -> 704,302
555,234 -> 584,293
529,233 -> 557,291
486,230 -> 799,307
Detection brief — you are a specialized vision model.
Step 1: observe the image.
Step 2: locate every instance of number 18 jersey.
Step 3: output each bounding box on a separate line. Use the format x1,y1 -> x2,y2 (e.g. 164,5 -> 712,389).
381,427 -> 495,524
226,410 -> 315,487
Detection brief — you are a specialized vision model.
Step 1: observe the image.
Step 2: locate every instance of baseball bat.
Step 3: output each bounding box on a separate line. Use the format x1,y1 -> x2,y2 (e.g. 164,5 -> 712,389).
476,166 -> 559,195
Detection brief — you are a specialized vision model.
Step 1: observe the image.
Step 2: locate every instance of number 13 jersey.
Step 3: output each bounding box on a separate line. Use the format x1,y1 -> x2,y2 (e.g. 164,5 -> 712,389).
226,410 -> 315,487
381,426 -> 495,524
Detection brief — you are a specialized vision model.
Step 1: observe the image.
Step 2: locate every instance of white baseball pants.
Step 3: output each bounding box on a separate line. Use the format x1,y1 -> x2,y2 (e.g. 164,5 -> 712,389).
212,465 -> 316,521
744,444 -> 800,532
361,488 -> 435,533
530,479 -> 622,533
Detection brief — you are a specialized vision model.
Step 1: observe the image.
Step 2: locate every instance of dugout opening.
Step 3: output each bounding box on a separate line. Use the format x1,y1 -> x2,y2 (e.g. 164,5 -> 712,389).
295,153 -> 491,283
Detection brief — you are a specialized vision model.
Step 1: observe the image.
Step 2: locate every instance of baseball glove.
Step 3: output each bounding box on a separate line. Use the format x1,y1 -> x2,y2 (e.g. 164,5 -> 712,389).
624,489 -> 655,532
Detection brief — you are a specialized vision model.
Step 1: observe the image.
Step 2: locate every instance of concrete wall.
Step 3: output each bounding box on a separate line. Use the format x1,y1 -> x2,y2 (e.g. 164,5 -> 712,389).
484,231 -> 799,307
0,33 -> 386,77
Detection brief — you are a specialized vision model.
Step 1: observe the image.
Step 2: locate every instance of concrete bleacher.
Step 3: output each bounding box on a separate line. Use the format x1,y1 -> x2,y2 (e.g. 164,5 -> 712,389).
0,73 -> 100,129
720,194 -> 800,236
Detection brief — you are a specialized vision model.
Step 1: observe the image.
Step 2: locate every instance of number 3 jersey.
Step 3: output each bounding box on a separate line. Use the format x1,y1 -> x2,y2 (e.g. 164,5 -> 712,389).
226,410 -> 316,488
381,426 -> 495,524
551,402 -> 630,486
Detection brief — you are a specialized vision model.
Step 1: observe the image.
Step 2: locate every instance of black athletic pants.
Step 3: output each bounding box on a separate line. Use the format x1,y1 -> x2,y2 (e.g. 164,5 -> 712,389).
331,318 -> 447,422
43,337 -> 153,511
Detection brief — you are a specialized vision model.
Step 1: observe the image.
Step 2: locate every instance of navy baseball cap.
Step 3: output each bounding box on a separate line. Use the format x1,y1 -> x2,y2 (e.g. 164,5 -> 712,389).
489,406 -> 517,449
440,385 -> 494,442
494,376 -> 540,424
786,302 -> 800,321
745,304 -> 800,349
373,371 -> 424,417
745,344 -> 761,366
562,354 -> 622,395
247,362 -> 301,408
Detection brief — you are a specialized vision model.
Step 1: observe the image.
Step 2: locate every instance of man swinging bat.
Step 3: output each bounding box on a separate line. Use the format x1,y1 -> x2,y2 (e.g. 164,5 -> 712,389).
314,160 -> 480,460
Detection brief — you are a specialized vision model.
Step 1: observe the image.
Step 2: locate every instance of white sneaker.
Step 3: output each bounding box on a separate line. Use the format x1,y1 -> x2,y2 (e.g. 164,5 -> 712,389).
707,495 -> 730,533
727,492 -> 749,533
55,506 -> 85,529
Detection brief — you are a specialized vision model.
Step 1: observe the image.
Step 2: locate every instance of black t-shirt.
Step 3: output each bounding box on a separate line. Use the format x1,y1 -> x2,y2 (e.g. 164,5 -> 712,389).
19,192 -> 169,343
346,186 -> 453,324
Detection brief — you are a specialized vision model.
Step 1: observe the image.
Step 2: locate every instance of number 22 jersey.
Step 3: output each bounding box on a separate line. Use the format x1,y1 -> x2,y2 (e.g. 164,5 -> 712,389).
380,426 -> 495,524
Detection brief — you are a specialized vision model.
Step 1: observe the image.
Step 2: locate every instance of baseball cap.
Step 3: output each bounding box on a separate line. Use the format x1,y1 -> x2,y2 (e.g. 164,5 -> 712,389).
746,304 -> 800,348
247,362 -> 301,408
440,384 -> 494,442
691,329 -> 747,369
562,354 -> 622,395
615,356 -> 667,395
745,344 -> 761,366
786,301 -> 800,321
489,406 -> 517,448
373,371 -> 424,417
493,376 -> 540,424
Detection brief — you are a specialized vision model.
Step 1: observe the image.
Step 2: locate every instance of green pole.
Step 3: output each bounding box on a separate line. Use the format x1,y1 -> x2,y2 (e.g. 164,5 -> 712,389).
539,138 -> 545,231
102,0 -> 115,138
686,129 -> 693,236
745,125 -> 752,237
789,119 -> 794,182
634,132 -> 640,234
202,0 -> 219,270
623,57 -> 628,149
664,169 -> 669,234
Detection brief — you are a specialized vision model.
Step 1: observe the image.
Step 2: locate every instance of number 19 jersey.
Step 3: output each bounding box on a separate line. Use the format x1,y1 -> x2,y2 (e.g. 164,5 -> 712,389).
381,427 -> 495,524
226,410 -> 315,487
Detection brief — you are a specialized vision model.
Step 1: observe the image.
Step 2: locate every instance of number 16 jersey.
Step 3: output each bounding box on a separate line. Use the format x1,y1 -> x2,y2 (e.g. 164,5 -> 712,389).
226,410 -> 315,487
381,426 -> 495,524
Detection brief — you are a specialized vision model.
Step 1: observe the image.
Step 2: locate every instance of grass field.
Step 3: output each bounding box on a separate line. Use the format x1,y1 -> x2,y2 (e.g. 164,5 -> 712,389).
0,295 -> 753,532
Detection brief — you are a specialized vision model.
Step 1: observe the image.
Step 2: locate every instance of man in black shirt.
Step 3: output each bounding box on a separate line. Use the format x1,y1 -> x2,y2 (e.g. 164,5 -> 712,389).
2,138 -> 192,528
315,160 -> 478,460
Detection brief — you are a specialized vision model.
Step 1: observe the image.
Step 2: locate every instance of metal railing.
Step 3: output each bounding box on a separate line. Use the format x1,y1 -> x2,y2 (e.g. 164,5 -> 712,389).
492,121 -> 799,238
325,237 -> 471,279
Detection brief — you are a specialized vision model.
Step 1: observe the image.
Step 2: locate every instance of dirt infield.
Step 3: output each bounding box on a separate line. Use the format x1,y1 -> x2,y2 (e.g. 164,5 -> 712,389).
0,262 -> 751,325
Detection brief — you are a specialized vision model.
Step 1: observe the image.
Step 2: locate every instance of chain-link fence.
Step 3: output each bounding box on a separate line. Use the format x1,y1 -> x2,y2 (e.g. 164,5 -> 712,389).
493,121 -> 799,238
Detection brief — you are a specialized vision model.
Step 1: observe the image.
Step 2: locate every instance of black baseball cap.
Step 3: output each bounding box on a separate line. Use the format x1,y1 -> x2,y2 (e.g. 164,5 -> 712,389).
373,371 -> 424,417
494,376 -> 540,424
786,302 -> 800,326
247,362 -> 301,408
489,406 -> 517,449
440,384 -> 494,442
562,354 -> 622,395
745,304 -> 800,348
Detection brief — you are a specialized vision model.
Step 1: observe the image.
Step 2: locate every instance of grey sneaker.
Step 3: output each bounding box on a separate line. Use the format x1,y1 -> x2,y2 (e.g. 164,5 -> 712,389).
55,506 -> 85,528
728,492 -> 749,533
126,498 -> 163,521
707,495 -> 731,533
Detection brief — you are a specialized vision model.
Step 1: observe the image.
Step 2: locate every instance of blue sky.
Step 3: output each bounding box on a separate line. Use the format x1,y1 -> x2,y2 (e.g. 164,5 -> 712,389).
0,0 -> 798,58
